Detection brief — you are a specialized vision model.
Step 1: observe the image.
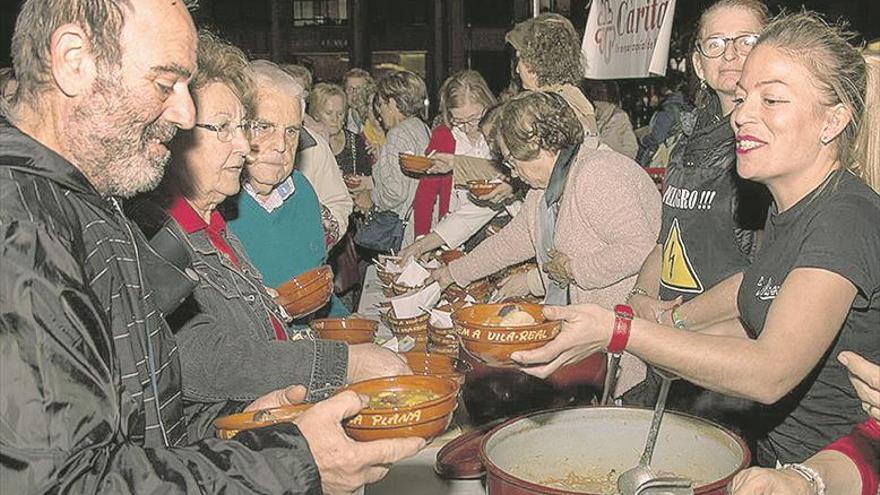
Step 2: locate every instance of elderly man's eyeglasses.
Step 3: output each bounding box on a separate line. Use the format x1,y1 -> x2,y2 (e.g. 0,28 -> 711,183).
247,120 -> 301,143
194,121 -> 249,142
695,34 -> 759,58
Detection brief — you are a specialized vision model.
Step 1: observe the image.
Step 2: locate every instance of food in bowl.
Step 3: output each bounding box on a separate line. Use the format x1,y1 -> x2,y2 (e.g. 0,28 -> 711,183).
481,303 -> 537,326
343,375 -> 460,441
367,389 -> 441,409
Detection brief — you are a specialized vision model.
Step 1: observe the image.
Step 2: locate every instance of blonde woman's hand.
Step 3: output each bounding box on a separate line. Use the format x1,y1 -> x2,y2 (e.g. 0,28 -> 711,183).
427,153 -> 454,174
726,467 -> 812,495
512,304 -> 613,379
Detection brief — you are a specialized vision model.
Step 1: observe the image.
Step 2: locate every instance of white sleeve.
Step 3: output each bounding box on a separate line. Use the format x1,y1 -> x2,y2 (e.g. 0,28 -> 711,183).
297,130 -> 353,241
433,190 -> 499,249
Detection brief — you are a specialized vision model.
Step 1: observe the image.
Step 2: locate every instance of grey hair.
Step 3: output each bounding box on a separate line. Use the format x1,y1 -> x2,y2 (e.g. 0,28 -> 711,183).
10,0 -> 197,105
248,59 -> 305,117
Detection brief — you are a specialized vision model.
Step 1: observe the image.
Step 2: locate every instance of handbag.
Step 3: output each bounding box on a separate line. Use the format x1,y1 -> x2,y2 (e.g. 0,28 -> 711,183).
354,207 -> 407,253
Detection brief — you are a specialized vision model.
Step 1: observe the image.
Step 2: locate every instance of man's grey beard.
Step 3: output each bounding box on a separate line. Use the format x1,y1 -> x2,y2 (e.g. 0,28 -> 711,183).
66,73 -> 178,198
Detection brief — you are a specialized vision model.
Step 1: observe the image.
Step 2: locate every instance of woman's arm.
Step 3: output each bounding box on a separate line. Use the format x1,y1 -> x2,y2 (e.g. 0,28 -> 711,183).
514,267 -> 857,403
658,272 -> 744,330
445,193 -> 538,287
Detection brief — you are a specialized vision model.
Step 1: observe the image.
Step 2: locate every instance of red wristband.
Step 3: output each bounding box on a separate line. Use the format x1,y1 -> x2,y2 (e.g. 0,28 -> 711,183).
608,304 -> 633,354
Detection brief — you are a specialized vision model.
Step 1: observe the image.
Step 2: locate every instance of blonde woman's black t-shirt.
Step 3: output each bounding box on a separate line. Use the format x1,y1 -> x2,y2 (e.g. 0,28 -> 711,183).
738,171 -> 880,466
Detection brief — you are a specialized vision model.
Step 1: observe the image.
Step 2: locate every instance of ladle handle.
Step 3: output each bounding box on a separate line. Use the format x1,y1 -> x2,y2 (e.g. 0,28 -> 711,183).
640,374 -> 673,467
601,353 -> 622,405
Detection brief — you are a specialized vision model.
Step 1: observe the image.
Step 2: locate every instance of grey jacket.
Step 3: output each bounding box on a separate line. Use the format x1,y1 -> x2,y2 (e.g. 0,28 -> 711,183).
1,118 -> 322,493
371,116 -> 430,218
128,198 -> 348,404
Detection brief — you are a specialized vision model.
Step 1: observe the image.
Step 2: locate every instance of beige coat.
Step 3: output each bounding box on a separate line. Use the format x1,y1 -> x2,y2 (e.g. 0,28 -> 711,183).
449,144 -> 661,309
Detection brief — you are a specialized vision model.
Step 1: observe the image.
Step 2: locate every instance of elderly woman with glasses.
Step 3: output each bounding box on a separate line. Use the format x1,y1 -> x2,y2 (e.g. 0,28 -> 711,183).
129,35 -> 406,410
433,91 -> 660,311
619,0 -> 772,419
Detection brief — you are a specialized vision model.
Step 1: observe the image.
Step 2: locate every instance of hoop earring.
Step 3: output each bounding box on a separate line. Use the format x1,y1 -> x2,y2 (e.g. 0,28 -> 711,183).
699,79 -> 707,90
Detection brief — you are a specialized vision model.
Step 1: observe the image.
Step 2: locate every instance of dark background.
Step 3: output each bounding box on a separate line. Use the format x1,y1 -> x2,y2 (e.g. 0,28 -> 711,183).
2,0 -> 877,124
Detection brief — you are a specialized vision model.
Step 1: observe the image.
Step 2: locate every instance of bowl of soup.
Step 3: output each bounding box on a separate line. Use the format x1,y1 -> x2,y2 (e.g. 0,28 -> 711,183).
342,374 -> 460,441
452,303 -> 561,366
310,317 -> 378,344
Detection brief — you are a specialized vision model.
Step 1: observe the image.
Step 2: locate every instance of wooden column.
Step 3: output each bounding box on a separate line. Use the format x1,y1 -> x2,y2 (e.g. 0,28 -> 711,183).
269,0 -> 290,63
448,0 -> 466,72
349,0 -> 369,69
430,0 -> 445,108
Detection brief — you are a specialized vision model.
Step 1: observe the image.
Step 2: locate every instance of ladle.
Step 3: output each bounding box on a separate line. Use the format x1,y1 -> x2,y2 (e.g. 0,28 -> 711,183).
616,369 -> 693,495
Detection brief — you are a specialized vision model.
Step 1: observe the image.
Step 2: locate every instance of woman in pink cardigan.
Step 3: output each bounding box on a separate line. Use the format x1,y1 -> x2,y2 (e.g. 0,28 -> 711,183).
433,91 -> 661,309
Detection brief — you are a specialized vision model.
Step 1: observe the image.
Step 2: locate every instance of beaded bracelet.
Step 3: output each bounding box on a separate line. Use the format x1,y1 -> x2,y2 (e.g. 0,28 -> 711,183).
781,463 -> 826,495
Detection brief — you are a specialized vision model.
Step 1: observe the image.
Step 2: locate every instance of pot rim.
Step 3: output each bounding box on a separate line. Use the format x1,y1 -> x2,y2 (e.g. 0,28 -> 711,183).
478,405 -> 751,495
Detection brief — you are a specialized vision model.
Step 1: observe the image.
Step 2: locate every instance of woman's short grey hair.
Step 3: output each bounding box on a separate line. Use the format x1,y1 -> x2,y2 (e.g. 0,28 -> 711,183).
375,70 -> 426,118
497,91 -> 583,161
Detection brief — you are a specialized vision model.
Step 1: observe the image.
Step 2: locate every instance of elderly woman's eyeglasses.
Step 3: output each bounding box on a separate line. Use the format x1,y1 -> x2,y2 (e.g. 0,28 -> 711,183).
695,34 -> 759,58
450,114 -> 484,130
194,121 -> 249,142
247,120 -> 301,144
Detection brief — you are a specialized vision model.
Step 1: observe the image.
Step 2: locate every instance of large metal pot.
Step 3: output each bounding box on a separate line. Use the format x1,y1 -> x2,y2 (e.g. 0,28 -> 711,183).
480,407 -> 749,495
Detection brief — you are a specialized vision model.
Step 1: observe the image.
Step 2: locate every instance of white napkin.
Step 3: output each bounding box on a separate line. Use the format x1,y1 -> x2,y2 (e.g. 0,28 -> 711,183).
390,282 -> 443,319
429,306 -> 453,329
395,258 -> 430,287
420,258 -> 442,270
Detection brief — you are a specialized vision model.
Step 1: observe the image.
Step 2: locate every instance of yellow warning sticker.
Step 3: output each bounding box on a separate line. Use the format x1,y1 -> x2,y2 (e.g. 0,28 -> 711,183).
660,218 -> 704,293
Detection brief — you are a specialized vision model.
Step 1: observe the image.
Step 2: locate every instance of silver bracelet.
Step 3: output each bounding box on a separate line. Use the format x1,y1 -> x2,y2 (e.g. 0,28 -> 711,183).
781,463 -> 826,495
628,286 -> 648,299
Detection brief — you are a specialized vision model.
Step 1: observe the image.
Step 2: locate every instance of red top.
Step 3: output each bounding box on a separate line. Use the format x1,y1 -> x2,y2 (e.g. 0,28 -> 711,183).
823,418 -> 879,495
169,197 -> 287,341
413,124 -> 455,237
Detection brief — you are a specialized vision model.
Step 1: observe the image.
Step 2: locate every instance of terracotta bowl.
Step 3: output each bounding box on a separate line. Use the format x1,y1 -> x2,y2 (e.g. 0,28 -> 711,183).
467,179 -> 500,197
310,318 -> 378,345
275,265 -> 333,318
438,248 -> 466,264
392,279 -> 427,296
403,351 -> 467,381
427,341 -> 462,357
276,284 -> 332,319
452,303 -> 561,366
385,309 -> 430,335
444,279 -> 492,304
214,403 -> 312,440
377,268 -> 397,286
399,153 -> 433,174
342,375 -> 460,441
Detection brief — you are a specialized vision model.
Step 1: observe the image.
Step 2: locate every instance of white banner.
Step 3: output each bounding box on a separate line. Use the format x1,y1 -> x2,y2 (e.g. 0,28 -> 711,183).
582,0 -> 676,79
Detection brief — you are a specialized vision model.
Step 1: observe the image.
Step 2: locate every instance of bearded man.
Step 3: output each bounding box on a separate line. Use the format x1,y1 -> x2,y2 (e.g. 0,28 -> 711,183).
0,0 -> 422,493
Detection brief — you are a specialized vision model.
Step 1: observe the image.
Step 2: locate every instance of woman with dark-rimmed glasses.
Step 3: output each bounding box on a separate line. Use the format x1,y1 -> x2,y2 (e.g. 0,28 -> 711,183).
619,0 -> 773,421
